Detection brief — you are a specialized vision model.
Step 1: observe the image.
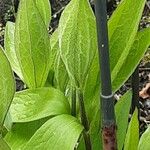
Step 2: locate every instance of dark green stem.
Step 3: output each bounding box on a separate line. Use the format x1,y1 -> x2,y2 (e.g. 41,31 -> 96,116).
78,90 -> 92,150
94,0 -> 117,149
71,87 -> 76,117
131,66 -> 139,114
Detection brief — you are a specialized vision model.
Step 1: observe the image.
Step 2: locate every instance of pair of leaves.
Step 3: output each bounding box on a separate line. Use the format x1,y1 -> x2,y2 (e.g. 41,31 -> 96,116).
5,0 -> 51,89
5,87 -> 84,150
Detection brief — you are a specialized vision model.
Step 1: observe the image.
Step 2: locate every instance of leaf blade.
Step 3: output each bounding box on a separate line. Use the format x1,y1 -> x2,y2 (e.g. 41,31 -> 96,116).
59,0 -> 97,88
138,126 -> 150,150
124,109 -> 139,150
115,91 -> 132,150
35,0 -> 51,28
15,0 -> 50,88
112,28 -> 150,91
10,87 -> 70,122
23,114 -> 84,150
4,21 -> 23,80
0,46 -> 15,126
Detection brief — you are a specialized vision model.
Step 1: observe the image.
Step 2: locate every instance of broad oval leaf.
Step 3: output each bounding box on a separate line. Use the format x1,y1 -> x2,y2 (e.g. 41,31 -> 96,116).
0,138 -> 10,150
0,46 -> 15,126
4,21 -> 23,80
124,109 -> 139,150
10,87 -> 70,122
115,91 -> 132,150
35,0 -> 51,28
23,114 -> 84,150
5,118 -> 48,150
138,126 -> 150,150
112,28 -> 150,91
109,0 -> 146,88
15,0 -> 50,88
59,0 -> 97,88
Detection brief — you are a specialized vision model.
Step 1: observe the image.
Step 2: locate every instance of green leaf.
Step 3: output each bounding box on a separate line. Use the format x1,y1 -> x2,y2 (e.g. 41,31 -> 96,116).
59,0 -> 97,88
138,126 -> 150,150
50,29 -> 59,69
115,91 -> 132,150
4,21 -> 23,80
0,138 -> 10,150
10,87 -> 70,122
0,46 -> 15,126
35,0 -> 51,28
15,0 -> 50,88
50,29 -> 69,92
112,28 -> 150,91
5,118 -> 48,150
54,54 -> 69,92
109,0 -> 146,90
124,109 -> 139,150
4,111 -> 13,131
23,114 -> 84,150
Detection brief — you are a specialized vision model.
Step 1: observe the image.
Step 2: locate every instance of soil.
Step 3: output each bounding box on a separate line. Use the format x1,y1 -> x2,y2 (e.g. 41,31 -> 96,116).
0,0 -> 150,137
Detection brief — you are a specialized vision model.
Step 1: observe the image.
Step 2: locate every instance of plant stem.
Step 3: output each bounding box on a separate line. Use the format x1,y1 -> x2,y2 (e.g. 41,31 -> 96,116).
78,90 -> 92,150
71,87 -> 76,116
131,66 -> 139,114
94,0 -> 117,149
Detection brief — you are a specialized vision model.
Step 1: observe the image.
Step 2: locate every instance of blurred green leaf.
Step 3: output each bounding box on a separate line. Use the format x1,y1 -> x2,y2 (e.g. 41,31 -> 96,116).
124,109 -> 139,150
115,91 -> 132,150
0,138 -> 10,150
138,126 -> 150,150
